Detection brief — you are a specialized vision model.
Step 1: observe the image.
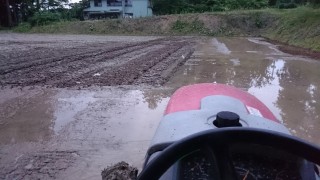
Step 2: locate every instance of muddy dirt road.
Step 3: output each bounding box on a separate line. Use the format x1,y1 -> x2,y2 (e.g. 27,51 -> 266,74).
1,33 -> 320,179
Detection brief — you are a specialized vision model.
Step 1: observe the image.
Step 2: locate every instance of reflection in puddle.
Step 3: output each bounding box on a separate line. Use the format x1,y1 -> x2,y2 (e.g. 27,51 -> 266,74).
248,59 -> 285,121
247,38 -> 284,55
0,87 -> 171,146
53,92 -> 97,133
212,38 -> 231,55
246,51 -> 259,53
230,58 -> 241,66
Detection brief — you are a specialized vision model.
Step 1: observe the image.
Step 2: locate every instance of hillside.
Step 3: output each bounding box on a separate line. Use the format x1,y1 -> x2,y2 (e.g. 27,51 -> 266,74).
13,7 -> 320,52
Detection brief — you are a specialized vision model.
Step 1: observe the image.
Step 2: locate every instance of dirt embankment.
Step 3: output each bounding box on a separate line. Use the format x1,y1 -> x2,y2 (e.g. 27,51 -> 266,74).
0,36 -> 195,88
21,11 -> 276,37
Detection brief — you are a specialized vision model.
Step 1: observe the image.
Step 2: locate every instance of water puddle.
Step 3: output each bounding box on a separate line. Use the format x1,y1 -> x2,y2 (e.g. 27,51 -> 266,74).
53,91 -> 97,133
0,87 -> 171,145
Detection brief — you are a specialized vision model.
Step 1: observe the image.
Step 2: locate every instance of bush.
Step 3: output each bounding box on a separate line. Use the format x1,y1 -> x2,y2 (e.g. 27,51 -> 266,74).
13,23 -> 32,32
278,3 -> 297,8
28,11 -> 61,26
171,19 -> 209,34
152,0 -> 269,14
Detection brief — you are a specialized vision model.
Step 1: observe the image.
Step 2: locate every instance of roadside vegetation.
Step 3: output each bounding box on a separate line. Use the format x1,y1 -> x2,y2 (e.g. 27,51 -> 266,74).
264,7 -> 320,51
1,0 -> 319,51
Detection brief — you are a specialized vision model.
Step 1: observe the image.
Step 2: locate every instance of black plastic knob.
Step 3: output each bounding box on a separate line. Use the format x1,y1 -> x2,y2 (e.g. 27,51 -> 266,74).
213,111 -> 242,128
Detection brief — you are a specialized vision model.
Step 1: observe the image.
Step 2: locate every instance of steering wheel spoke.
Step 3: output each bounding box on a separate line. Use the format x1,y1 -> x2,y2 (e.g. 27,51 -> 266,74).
209,144 -> 239,180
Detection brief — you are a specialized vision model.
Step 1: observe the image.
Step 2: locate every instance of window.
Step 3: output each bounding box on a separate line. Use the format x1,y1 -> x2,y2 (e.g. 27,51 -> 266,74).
107,0 -> 122,6
125,0 -> 132,7
94,0 -> 102,7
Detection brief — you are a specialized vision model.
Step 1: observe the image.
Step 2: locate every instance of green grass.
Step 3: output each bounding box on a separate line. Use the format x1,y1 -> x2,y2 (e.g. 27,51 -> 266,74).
264,6 -> 320,51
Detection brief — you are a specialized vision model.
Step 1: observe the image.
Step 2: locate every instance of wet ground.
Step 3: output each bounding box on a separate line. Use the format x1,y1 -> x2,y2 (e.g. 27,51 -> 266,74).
0,34 -> 320,179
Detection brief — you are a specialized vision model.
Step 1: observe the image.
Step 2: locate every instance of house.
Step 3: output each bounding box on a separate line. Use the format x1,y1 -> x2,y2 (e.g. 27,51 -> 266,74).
83,0 -> 152,19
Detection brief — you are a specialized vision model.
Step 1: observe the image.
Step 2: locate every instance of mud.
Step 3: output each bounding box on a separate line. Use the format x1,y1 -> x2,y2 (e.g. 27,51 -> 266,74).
264,38 -> 320,60
0,34 -> 194,87
1,34 -> 320,180
0,151 -> 78,179
101,161 -> 138,180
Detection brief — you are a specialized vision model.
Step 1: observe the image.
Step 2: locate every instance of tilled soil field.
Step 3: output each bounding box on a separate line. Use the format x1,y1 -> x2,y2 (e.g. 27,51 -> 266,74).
0,35 -> 194,87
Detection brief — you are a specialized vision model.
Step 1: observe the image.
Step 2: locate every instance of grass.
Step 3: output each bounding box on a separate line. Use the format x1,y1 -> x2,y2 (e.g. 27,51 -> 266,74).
264,6 -> 320,51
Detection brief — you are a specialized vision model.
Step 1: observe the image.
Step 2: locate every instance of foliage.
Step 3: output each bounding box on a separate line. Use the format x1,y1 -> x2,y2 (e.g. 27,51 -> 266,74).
28,11 -> 61,26
151,0 -> 320,15
171,19 -> 209,34
265,6 -> 320,51
152,0 -> 269,14
1,0 -> 89,27
13,22 -> 32,32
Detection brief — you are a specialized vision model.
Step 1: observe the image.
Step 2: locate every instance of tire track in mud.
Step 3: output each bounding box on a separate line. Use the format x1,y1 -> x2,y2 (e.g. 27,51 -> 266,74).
134,44 -> 194,85
1,38 -> 173,86
50,44 -> 165,87
0,38 -> 168,75
68,41 -> 192,87
0,43 -> 114,66
2,43 -> 158,86
1,42 -> 134,74
0,37 -> 195,87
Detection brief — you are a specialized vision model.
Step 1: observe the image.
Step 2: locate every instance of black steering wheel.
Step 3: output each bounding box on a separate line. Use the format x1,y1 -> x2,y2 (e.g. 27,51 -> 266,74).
138,128 -> 320,180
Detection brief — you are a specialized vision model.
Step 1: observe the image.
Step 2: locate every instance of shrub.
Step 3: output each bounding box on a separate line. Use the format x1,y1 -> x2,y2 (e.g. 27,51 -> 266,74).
13,22 -> 32,32
29,11 -> 61,26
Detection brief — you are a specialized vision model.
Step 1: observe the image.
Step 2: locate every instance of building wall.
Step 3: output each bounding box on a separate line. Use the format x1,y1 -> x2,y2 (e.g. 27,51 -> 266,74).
85,0 -> 124,13
84,0 -> 152,17
132,0 -> 152,18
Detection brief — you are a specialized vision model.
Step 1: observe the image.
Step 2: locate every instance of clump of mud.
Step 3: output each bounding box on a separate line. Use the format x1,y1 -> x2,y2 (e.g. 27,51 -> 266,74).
101,161 -> 138,180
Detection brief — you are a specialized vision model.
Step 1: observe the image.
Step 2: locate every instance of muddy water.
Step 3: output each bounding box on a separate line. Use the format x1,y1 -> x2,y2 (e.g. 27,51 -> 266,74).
0,86 -> 173,179
1,37 -> 320,179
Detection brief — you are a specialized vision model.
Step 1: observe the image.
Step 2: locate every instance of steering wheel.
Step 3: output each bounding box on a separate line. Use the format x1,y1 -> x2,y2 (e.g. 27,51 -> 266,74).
138,128 -> 320,180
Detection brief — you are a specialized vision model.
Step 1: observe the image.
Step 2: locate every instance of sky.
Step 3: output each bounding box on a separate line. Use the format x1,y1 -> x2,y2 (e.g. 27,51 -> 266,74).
69,0 -> 81,3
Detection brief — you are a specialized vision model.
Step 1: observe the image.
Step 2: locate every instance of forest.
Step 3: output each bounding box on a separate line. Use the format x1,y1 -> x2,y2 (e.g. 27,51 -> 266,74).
0,0 -> 319,27
152,0 -> 319,15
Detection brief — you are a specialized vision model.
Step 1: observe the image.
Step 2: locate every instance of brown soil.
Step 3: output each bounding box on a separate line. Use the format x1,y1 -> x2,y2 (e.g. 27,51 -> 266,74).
0,151 -> 78,179
0,37 -> 195,87
264,38 -> 320,60
101,161 -> 138,180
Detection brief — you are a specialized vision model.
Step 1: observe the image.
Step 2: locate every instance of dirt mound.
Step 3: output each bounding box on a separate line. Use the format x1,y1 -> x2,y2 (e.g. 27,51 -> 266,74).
101,161 -> 138,180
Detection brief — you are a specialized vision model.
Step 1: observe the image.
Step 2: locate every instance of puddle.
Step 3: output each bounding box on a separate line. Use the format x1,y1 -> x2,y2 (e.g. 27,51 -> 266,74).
0,86 -> 172,178
0,87 -> 171,145
53,91 -> 97,133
